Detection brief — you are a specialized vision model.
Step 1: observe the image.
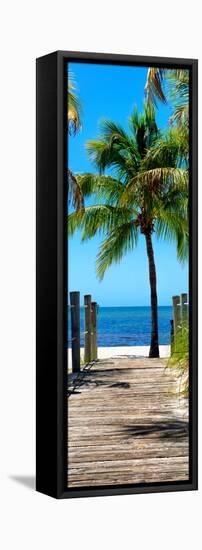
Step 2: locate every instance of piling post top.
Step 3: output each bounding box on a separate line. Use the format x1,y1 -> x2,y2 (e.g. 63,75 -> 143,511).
70,290 -> 80,299
181,292 -> 188,301
172,295 -> 180,303
84,294 -> 91,302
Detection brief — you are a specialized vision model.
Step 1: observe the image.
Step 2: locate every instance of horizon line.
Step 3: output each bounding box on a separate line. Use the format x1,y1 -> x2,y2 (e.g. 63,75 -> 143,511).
68,304 -> 173,308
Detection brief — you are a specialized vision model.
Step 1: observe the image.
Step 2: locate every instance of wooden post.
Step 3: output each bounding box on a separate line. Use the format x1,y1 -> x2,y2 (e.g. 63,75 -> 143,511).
170,319 -> 174,355
91,302 -> 97,361
181,293 -> 188,324
70,291 -> 80,373
84,294 -> 91,363
172,295 -> 181,337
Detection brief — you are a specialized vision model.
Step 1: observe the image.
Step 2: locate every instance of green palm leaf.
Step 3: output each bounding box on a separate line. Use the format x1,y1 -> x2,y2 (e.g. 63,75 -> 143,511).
145,68 -> 167,106
145,68 -> 189,129
156,208 -> 188,261
68,204 -> 138,241
76,173 -> 124,204
68,169 -> 84,211
68,73 -> 82,135
120,167 -> 188,207
86,119 -> 140,177
142,128 -> 189,169
96,222 -> 139,280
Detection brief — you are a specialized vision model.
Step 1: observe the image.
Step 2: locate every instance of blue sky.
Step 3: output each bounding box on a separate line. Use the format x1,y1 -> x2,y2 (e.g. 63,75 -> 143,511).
68,62 -> 188,307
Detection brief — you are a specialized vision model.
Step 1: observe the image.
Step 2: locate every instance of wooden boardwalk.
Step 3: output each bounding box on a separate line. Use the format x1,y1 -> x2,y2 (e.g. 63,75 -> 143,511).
67,357 -> 189,488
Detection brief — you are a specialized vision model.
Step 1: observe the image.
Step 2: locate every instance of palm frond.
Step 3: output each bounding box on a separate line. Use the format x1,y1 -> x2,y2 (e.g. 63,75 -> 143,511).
142,128 -> 189,169
145,68 -> 189,130
86,140 -> 111,172
68,74 -> 82,135
170,104 -> 189,127
129,104 -> 159,156
86,119 -> 140,177
77,173 -> 125,204
121,167 -> 188,206
68,204 -> 137,241
96,222 -> 139,280
145,68 -> 167,106
166,69 -> 189,127
156,213 -> 188,262
98,119 -> 132,145
68,169 -> 84,210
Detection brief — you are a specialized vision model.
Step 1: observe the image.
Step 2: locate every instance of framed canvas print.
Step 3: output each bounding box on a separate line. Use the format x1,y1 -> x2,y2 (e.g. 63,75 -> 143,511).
36,51 -> 198,498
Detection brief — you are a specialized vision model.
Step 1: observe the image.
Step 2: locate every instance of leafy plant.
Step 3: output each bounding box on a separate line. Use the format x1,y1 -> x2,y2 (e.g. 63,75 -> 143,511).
168,319 -> 189,396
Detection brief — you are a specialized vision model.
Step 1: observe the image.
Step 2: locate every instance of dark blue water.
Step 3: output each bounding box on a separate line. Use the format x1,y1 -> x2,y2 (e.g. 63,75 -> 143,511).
67,306 -> 172,347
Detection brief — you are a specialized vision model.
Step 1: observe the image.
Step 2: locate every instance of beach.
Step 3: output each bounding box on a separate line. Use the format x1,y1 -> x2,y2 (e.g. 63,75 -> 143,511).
68,344 -> 170,371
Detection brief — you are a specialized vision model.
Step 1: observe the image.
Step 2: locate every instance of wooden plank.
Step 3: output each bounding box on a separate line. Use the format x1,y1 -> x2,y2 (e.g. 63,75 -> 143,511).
69,447 -> 188,462
68,434 -> 188,445
67,356 -> 189,488
69,455 -> 188,474
68,471 -> 189,487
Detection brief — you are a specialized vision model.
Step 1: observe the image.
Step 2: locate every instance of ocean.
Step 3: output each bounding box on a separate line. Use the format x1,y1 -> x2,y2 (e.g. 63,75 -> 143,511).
68,306 -> 173,347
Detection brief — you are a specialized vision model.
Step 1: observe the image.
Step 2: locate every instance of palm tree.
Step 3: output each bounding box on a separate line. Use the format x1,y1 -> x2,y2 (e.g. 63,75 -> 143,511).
145,69 -> 189,128
68,104 -> 188,357
67,74 -> 84,210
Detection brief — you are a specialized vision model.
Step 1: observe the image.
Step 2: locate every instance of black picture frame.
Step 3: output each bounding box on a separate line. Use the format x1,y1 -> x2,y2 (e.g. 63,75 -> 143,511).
36,50 -> 198,499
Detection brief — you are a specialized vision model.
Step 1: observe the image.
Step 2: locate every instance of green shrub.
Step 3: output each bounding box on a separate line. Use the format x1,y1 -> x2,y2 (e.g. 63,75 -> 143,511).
168,320 -> 189,396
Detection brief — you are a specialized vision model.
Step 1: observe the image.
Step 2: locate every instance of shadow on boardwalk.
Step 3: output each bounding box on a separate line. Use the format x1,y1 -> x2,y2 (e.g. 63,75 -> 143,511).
124,420 -> 188,439
67,357 -> 189,488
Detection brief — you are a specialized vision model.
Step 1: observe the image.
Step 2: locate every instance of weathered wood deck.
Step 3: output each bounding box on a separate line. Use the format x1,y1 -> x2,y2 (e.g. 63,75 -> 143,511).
67,357 -> 189,488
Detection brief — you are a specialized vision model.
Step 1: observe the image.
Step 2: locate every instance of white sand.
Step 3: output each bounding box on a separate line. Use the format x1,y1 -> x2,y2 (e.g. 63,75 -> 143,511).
68,345 -> 170,370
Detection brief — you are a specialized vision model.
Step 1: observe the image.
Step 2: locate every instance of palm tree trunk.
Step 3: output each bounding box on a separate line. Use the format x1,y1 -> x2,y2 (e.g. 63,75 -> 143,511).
145,232 -> 159,358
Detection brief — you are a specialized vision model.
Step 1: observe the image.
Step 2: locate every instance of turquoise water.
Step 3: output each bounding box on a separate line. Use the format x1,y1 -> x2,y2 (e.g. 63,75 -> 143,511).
67,306 -> 172,347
